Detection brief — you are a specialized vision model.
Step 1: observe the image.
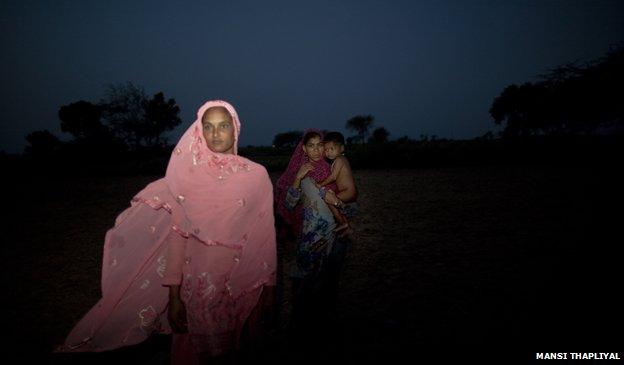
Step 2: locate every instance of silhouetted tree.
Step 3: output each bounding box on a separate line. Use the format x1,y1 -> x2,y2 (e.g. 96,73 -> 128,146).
369,127 -> 390,143
345,136 -> 357,145
478,131 -> 495,140
100,83 -> 181,150
346,115 -> 374,143
490,82 -> 550,137
143,92 -> 182,147
273,130 -> 303,150
58,101 -> 104,140
491,46 -> 624,137
100,82 -> 148,149
58,99 -> 125,158
25,130 -> 60,156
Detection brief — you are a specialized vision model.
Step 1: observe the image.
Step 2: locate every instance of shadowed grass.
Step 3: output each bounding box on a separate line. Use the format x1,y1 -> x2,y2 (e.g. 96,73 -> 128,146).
2,165 -> 621,364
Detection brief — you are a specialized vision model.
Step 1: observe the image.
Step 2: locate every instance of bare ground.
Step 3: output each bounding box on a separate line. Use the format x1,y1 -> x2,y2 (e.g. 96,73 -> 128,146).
2,165 -> 622,364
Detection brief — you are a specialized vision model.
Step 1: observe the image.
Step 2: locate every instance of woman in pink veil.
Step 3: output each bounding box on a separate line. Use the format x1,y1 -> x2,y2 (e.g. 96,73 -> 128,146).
56,100 -> 276,364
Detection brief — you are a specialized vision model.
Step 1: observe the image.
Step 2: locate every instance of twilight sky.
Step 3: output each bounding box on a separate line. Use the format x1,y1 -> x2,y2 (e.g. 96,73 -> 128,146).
1,0 -> 622,153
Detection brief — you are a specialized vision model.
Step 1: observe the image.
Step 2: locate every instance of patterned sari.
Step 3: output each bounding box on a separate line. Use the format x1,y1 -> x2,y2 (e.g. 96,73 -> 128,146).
275,130 -> 338,278
285,177 -> 337,277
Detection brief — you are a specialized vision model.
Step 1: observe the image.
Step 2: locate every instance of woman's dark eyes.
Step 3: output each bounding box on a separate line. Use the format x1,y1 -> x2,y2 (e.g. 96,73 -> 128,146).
203,123 -> 230,129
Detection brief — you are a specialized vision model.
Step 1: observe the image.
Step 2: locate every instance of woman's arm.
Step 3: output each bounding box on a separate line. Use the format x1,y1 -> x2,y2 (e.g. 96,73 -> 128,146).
285,163 -> 314,210
293,163 -> 313,189
162,229 -> 187,286
162,229 -> 189,333
292,176 -> 303,190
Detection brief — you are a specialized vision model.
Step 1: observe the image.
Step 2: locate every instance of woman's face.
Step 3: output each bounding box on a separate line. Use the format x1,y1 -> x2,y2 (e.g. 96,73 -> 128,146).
302,136 -> 324,162
202,107 -> 235,154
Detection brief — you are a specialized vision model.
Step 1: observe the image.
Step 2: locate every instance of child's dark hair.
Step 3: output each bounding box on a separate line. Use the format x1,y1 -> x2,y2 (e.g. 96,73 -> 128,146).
302,131 -> 322,144
323,131 -> 345,146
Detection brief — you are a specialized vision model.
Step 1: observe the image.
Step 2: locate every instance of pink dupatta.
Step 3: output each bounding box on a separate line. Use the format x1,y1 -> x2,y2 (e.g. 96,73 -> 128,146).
57,100 -> 276,353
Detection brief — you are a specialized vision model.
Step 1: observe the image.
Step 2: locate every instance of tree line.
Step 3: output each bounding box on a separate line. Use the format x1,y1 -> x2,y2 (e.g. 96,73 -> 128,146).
14,44 -> 622,175
490,45 -> 623,138
25,82 -> 182,158
271,115 -> 390,150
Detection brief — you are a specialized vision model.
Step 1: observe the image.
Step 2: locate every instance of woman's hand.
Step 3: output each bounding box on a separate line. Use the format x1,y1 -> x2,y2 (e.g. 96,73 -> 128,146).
323,189 -> 342,207
167,296 -> 188,333
296,163 -> 314,181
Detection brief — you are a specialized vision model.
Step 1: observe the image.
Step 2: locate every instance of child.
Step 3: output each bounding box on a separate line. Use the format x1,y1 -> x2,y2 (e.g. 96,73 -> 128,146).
318,132 -> 358,234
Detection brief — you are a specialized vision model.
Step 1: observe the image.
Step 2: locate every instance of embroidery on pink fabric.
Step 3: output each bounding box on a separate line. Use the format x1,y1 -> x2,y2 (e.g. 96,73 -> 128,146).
197,273 -> 217,300
171,224 -> 190,238
138,305 -> 157,332
131,196 -> 173,213
156,256 -> 166,278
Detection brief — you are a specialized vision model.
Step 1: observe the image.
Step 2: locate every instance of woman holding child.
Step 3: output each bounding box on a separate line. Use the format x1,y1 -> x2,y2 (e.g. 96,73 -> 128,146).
275,130 -> 357,333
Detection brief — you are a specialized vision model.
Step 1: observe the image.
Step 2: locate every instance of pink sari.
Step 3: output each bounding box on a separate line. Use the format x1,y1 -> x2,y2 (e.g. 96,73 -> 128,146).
56,100 -> 276,360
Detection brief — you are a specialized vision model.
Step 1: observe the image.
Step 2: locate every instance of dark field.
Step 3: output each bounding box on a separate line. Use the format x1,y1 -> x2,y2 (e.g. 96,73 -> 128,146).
2,165 -> 622,364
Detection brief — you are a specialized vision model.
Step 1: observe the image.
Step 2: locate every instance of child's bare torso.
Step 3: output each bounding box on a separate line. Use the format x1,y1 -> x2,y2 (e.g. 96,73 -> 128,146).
332,156 -> 357,201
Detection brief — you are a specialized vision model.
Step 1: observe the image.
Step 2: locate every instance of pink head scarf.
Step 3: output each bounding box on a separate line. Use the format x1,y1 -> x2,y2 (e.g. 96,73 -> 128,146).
162,100 -> 275,296
275,129 -> 333,230
57,100 -> 276,353
164,100 -> 261,246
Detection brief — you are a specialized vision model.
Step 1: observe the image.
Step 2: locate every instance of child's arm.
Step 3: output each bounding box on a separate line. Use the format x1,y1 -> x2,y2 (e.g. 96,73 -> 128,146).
319,157 -> 345,187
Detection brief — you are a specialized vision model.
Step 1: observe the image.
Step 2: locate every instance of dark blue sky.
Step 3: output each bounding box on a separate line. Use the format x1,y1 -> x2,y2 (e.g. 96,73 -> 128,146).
1,0 -> 622,153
